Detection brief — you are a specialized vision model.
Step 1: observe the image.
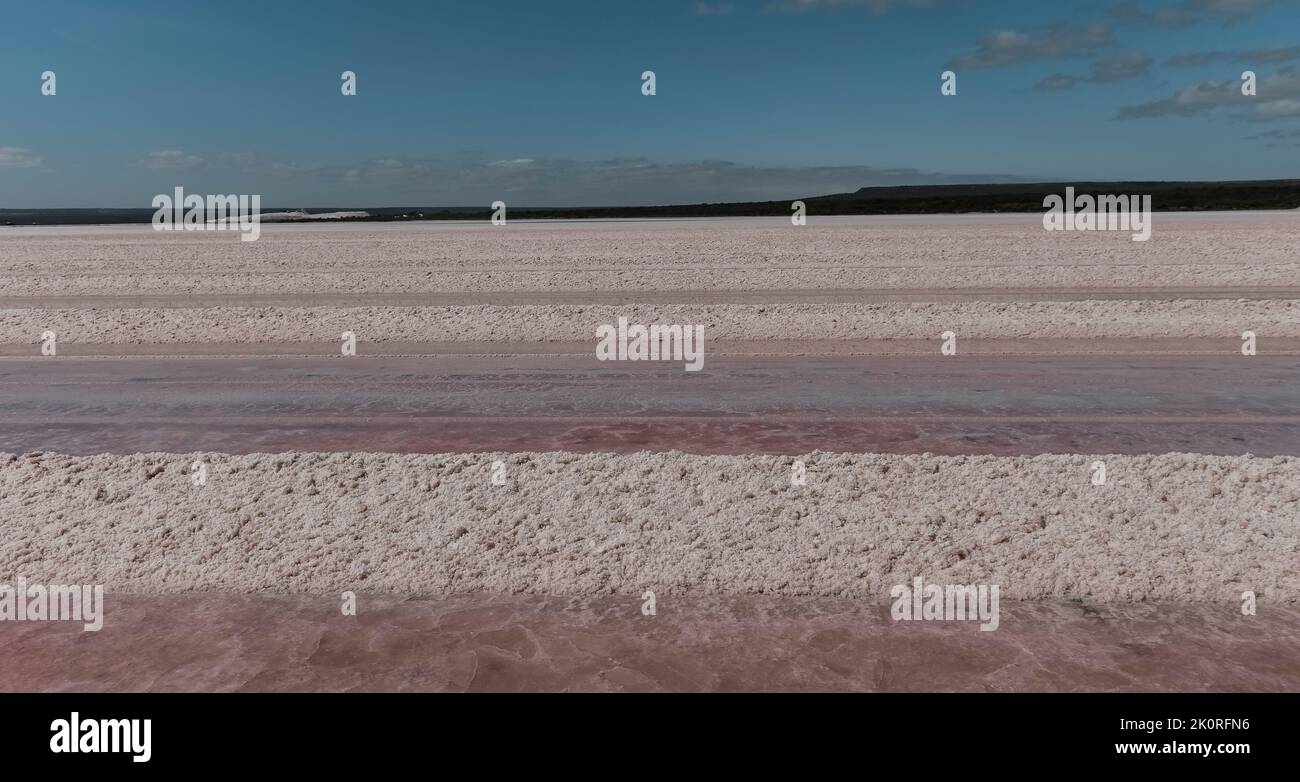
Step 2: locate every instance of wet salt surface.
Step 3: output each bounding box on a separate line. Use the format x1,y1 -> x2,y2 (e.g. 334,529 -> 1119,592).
2,355 -> 1297,455
2,593 -> 1296,692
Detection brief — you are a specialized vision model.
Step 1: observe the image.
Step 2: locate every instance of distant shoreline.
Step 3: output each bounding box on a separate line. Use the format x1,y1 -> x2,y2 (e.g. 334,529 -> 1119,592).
3,179 -> 1298,226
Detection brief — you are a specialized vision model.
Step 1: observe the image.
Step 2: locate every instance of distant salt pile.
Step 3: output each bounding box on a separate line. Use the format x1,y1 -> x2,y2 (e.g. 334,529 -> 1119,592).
251,211 -> 370,222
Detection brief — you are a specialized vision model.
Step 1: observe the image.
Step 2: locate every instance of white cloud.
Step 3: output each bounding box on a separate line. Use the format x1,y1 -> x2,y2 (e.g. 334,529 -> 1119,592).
137,150 -> 205,170
1254,98 -> 1300,118
1112,0 -> 1277,27
285,156 -> 1028,205
1186,0 -> 1278,22
949,24 -> 1112,69
156,152 -> 1023,205
1035,73 -> 1079,91
1119,65 -> 1300,120
775,0 -> 943,11
0,146 -> 43,168
1090,52 -> 1154,82
1166,46 -> 1300,67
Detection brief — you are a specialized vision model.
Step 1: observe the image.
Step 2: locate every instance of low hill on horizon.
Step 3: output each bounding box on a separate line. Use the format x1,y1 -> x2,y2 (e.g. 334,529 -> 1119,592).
3,179 -> 1298,225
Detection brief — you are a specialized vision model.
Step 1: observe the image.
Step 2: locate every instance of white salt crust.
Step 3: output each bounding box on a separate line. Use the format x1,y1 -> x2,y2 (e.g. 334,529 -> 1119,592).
2,451 -> 1295,602
2,299 -> 1297,344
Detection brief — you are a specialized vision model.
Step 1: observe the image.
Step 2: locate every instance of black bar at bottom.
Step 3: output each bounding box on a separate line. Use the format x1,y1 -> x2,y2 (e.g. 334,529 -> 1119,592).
0,692 -> 1286,769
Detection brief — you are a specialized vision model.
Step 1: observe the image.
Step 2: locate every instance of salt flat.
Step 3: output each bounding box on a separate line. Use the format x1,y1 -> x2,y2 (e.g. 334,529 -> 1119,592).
0,213 -> 1295,621
2,213 -> 1298,297
2,213 -> 1296,352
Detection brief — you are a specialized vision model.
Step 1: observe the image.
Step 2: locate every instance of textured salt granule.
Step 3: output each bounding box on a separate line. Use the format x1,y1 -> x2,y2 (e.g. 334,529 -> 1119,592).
2,299 -> 1297,345
2,450 -> 1295,603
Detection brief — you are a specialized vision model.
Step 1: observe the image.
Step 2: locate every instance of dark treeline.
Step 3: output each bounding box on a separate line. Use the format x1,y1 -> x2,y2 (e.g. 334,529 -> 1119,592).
4,180 -> 1298,225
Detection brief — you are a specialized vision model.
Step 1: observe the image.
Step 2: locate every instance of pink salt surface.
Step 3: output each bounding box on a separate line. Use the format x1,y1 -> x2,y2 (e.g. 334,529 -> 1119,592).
1,594 -> 1296,692
2,355 -> 1296,455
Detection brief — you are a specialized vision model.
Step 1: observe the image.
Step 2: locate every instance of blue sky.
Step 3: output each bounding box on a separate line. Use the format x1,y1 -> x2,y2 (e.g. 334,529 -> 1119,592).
1,0 -> 1297,206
